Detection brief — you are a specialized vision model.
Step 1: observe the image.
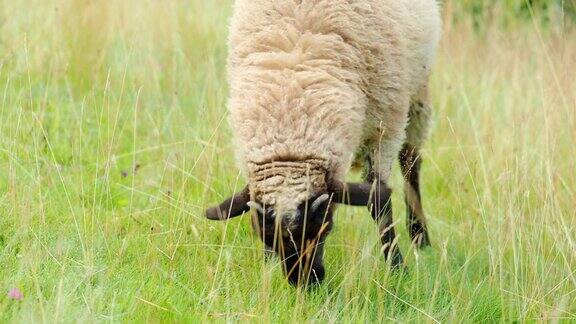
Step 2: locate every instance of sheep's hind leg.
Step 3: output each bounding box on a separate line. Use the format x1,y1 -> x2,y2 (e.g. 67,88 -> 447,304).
363,153 -> 404,268
399,144 -> 430,248
401,85 -> 432,248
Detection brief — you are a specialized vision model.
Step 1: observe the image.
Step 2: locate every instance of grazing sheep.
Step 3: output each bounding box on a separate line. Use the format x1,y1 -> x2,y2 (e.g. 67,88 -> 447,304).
206,0 -> 442,286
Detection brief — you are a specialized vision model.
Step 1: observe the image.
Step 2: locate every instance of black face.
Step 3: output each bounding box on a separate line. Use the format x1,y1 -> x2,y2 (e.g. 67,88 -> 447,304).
205,182 -> 377,287
252,194 -> 334,286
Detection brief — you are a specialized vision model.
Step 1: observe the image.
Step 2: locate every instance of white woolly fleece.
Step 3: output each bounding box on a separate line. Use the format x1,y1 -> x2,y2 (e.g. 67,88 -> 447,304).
226,0 -> 441,213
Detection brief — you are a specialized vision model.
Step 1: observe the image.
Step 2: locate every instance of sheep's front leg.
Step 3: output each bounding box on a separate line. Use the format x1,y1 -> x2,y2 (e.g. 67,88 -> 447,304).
363,155 -> 404,268
371,179 -> 404,268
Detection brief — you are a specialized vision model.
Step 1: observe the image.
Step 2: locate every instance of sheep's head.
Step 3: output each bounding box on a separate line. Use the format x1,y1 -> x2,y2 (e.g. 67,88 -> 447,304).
248,191 -> 335,286
205,176 -> 378,287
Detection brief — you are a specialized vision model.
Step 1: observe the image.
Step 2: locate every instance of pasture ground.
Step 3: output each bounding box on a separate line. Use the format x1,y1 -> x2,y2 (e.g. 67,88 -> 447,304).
1,0 -> 575,322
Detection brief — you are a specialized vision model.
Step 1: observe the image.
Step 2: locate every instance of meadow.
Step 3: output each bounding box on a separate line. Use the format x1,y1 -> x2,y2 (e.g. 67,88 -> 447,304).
1,0 -> 575,322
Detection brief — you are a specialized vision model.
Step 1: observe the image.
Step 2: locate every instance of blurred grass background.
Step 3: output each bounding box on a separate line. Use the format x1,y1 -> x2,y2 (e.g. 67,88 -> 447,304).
452,0 -> 576,29
0,0 -> 575,322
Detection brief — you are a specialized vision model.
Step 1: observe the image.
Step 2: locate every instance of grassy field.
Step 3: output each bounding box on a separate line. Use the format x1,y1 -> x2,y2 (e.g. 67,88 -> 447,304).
1,0 -> 575,322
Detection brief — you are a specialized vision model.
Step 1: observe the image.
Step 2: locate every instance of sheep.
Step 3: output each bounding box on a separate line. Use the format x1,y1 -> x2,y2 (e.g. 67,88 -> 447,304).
205,0 -> 442,286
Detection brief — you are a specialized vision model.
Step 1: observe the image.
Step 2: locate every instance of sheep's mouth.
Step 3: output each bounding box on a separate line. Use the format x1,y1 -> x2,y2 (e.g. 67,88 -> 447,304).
250,198 -> 334,286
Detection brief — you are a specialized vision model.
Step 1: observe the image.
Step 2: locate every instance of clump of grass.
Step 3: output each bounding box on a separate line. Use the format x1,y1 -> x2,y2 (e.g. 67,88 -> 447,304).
1,0 -> 574,322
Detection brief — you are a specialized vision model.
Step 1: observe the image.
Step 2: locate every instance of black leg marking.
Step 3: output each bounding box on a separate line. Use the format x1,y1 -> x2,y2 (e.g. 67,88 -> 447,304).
371,179 -> 404,268
361,156 -> 404,267
399,144 -> 430,248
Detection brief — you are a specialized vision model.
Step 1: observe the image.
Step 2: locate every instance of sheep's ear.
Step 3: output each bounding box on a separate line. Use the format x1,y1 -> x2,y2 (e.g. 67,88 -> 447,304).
330,182 -> 373,206
205,186 -> 251,220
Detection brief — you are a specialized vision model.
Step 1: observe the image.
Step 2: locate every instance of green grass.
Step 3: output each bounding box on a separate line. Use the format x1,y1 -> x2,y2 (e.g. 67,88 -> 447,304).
1,0 -> 575,322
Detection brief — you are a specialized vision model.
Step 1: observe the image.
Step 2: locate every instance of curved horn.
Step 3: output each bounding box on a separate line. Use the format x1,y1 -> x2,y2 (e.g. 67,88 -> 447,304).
310,194 -> 330,213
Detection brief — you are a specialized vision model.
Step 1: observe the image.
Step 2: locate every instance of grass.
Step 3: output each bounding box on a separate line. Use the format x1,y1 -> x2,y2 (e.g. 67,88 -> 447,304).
1,0 -> 575,322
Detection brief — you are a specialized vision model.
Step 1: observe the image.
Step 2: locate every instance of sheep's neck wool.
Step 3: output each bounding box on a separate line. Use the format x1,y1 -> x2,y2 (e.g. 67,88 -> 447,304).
248,159 -> 327,213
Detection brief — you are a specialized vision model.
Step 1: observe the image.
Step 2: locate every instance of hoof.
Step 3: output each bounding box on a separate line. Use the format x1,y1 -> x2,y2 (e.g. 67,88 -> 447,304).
413,232 -> 431,249
388,249 -> 406,270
